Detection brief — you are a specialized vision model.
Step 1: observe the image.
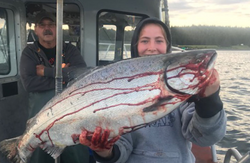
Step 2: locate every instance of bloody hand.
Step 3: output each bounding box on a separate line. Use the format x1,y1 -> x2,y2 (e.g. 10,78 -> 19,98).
79,127 -> 120,158
199,69 -> 220,97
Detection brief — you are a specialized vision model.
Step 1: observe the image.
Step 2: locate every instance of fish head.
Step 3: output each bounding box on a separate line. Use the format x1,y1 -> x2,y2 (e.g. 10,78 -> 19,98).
165,50 -> 217,95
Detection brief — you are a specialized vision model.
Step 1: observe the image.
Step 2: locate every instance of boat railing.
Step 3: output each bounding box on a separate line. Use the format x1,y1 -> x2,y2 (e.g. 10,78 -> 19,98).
223,148 -> 250,163
211,145 -> 218,162
99,43 -> 131,59
98,43 -> 186,62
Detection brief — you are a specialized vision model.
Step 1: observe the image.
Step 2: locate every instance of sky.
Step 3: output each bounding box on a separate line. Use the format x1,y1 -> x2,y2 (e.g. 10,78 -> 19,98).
1,1 -> 249,28
168,0 -> 250,27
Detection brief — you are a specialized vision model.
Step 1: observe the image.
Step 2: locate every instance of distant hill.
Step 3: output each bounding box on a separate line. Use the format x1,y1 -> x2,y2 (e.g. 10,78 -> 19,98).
100,25 -> 250,50
171,26 -> 250,49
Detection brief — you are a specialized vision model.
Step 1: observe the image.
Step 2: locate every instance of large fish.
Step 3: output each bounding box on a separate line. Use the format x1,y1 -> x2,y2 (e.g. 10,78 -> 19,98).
0,49 -> 217,163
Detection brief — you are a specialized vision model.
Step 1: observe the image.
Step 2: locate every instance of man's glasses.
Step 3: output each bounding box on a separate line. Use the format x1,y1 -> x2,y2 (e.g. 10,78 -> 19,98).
37,23 -> 56,28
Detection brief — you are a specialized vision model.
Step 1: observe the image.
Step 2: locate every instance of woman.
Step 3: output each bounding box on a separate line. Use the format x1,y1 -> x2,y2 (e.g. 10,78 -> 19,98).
79,17 -> 227,163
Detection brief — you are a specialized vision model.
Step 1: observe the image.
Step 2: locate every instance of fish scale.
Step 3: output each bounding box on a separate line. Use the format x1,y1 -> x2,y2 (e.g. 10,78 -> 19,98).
0,49 -> 217,163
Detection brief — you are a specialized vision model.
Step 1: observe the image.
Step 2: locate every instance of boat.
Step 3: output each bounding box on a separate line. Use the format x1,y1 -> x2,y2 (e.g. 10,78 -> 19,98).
0,0 -> 249,162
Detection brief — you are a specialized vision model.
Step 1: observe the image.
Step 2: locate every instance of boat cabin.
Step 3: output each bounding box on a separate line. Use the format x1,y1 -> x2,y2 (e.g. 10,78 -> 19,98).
0,0 -> 165,142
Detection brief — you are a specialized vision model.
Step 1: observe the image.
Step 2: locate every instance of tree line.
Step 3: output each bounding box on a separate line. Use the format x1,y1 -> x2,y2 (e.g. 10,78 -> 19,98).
171,26 -> 250,47
100,26 -> 250,47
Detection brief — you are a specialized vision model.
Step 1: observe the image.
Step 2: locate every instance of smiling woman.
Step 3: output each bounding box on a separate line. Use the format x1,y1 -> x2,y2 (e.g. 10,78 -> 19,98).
137,23 -> 168,56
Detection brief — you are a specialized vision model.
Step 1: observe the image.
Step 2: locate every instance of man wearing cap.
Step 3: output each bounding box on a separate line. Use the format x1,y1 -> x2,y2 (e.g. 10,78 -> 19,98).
20,11 -> 90,163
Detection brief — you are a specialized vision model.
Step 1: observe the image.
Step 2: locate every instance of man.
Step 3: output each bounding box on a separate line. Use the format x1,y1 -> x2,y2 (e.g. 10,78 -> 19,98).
20,11 -> 89,163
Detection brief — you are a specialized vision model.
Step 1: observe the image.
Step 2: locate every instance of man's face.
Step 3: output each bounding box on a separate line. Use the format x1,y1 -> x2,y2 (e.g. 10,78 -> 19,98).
34,18 -> 56,43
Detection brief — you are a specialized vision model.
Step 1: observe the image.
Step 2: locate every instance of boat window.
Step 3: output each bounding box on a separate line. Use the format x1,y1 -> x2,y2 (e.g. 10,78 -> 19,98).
25,3 -> 81,49
97,11 -> 147,66
0,8 -> 16,76
99,25 -> 117,61
123,26 -> 134,59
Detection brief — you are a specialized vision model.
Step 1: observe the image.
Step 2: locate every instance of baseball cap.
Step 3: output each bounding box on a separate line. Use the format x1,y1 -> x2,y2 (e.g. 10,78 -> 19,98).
35,11 -> 56,24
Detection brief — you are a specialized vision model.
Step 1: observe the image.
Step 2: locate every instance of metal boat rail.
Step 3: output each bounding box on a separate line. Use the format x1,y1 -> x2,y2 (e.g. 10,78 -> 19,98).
223,148 -> 250,163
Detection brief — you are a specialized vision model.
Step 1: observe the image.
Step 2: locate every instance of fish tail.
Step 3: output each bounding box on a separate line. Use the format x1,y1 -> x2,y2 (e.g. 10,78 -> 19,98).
0,136 -> 24,163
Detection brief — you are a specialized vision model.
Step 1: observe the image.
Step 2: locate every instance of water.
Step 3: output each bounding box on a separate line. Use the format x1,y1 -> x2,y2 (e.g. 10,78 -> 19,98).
214,50 -> 250,162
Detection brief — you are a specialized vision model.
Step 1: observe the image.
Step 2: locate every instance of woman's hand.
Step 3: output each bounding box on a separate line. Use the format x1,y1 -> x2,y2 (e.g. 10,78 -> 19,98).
200,69 -> 220,97
79,127 -> 120,158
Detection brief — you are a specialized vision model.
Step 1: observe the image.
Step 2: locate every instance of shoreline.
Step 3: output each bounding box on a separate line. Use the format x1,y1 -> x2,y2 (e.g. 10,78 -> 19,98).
176,45 -> 250,51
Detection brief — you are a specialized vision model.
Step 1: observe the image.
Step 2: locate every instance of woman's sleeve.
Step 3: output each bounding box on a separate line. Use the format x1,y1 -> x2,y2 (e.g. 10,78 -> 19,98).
180,89 -> 227,146
93,133 -> 133,163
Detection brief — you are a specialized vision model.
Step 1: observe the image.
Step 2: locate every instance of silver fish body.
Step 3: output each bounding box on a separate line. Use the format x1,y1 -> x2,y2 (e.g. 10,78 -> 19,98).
1,49 -> 217,163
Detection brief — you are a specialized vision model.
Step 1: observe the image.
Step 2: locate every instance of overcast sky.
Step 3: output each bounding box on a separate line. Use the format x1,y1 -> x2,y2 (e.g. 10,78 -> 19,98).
168,0 -> 250,27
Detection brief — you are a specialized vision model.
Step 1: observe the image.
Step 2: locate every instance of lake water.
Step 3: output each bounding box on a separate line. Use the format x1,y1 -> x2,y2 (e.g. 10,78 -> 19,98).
214,50 -> 250,162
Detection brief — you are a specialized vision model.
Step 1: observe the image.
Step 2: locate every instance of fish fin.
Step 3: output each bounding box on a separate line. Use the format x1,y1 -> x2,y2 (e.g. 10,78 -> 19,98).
0,136 -> 24,163
26,117 -> 35,126
143,95 -> 174,112
42,144 -> 66,159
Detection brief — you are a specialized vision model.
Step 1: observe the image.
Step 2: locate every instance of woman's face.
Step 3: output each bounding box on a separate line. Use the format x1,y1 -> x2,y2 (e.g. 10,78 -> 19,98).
137,23 -> 167,56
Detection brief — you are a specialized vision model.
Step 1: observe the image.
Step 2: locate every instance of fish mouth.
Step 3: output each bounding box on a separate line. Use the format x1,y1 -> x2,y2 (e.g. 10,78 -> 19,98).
165,50 -> 217,95
206,51 -> 217,70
